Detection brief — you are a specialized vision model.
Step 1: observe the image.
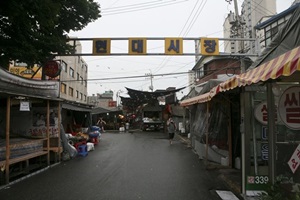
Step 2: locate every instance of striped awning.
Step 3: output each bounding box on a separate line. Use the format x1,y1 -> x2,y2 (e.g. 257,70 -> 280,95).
180,45 -> 300,107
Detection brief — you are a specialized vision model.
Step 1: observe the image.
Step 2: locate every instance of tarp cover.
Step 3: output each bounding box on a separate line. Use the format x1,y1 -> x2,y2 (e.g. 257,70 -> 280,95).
180,79 -> 223,106
62,102 -> 92,112
126,87 -> 185,103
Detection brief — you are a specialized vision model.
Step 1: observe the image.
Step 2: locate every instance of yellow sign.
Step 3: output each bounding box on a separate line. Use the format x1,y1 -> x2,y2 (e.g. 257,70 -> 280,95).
93,38 -> 111,55
128,38 -> 147,55
90,37 -> 222,56
9,66 -> 42,79
165,38 -> 183,55
200,38 -> 219,55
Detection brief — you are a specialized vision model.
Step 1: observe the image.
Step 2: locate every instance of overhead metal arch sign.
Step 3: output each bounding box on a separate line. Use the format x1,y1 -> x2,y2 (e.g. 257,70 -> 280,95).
67,37 -> 257,57
92,37 -> 218,56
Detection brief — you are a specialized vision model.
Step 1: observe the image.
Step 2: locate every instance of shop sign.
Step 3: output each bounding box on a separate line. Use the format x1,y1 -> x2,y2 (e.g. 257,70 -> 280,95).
288,144 -> 300,173
20,101 -> 30,111
278,86 -> 300,130
254,101 -> 279,125
261,126 -> 267,140
108,100 -> 117,107
44,60 -> 61,78
9,66 -> 42,79
261,144 -> 268,161
246,175 -> 269,191
28,126 -> 59,138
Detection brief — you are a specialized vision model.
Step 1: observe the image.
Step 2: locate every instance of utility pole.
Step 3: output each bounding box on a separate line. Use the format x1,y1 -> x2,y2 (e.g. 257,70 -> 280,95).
145,70 -> 154,92
226,0 -> 247,196
228,0 -> 245,55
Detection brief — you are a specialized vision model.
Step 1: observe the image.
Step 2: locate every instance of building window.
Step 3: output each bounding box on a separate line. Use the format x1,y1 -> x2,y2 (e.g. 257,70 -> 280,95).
84,95 -> 87,101
80,93 -> 83,100
80,76 -> 83,84
61,60 -> 67,72
69,67 -> 74,77
84,80 -> 87,87
61,83 -> 67,94
69,87 -> 74,96
76,90 -> 79,98
77,73 -> 80,80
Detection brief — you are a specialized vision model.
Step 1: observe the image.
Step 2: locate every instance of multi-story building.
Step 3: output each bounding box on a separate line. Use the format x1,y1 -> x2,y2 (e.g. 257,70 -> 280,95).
8,39 -> 88,104
255,1 -> 300,52
55,39 -> 88,104
223,0 -> 276,54
87,90 -> 116,109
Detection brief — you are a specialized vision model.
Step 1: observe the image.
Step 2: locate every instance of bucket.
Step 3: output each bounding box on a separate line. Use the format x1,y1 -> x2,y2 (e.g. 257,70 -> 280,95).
235,157 -> 241,169
221,157 -> 229,166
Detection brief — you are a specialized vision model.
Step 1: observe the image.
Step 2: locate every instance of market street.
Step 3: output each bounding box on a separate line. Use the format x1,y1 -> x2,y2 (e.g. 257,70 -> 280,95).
0,131 -> 235,200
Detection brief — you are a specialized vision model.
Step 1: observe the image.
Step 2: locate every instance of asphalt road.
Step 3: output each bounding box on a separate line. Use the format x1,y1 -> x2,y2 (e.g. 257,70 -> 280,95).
0,131 -> 230,200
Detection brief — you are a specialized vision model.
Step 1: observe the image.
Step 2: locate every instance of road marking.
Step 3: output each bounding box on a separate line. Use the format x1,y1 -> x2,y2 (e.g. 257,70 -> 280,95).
216,190 -> 239,200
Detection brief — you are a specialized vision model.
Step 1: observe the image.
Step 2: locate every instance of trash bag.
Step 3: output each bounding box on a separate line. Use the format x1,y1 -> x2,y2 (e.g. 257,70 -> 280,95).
60,124 -> 78,159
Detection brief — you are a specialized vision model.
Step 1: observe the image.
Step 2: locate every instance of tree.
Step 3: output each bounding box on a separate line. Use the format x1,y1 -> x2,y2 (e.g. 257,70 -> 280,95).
0,0 -> 101,69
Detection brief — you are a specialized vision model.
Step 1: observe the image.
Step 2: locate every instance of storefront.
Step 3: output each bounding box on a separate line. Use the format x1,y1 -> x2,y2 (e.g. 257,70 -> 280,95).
180,5 -> 300,197
0,67 -> 61,185
181,45 -> 300,197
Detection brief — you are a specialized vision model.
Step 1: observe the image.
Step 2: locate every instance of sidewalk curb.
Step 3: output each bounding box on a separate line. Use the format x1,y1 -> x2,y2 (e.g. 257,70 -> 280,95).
176,134 -> 243,199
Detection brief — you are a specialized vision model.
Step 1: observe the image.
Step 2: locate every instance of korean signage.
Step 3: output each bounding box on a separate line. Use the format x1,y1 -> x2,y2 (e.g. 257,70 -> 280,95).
288,144 -> 300,173
165,38 -> 183,55
108,100 -> 117,107
128,38 -> 147,55
92,37 -> 219,56
9,65 -> 42,79
278,86 -> 300,130
93,38 -> 111,55
20,101 -> 30,111
44,60 -> 61,78
200,38 -> 219,55
254,101 -> 280,125
261,126 -> 268,161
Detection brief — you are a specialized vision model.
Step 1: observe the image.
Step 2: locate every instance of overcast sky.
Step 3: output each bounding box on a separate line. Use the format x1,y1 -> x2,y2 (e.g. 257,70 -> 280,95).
69,0 -> 292,100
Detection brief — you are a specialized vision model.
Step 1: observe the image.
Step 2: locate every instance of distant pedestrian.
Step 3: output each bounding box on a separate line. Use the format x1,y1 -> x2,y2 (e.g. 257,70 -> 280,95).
97,117 -> 106,132
167,117 -> 177,145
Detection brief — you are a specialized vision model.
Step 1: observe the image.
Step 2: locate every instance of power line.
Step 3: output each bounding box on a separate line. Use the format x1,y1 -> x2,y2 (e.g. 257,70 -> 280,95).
102,0 -> 165,11
101,0 -> 190,16
62,71 -> 194,82
179,0 -> 202,36
182,0 -> 208,36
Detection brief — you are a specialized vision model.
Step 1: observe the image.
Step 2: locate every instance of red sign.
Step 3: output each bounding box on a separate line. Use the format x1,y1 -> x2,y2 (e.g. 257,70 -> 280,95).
278,86 -> 300,130
44,60 -> 61,78
108,101 -> 117,107
254,101 -> 279,125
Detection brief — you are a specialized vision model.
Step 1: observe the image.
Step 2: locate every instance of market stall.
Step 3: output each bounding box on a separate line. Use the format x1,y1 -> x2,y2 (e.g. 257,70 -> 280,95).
0,68 -> 61,185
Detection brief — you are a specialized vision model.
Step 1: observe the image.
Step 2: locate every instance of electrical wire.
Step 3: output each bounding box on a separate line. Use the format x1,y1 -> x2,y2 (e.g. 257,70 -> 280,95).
62,71 -> 194,82
101,0 -> 190,16
182,0 -> 207,37
178,0 -> 202,36
102,0 -> 165,12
